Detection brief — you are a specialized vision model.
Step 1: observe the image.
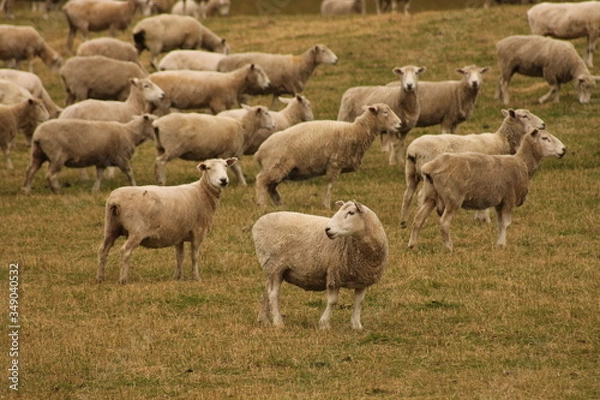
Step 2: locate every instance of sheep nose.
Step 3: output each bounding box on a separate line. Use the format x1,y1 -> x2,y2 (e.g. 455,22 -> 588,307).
405,83 -> 413,91
540,122 -> 546,129
559,147 -> 567,158
219,178 -> 228,186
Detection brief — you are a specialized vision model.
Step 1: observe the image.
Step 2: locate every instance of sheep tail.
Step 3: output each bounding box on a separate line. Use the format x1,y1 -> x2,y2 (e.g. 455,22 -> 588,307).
424,173 -> 433,184
109,203 -> 121,217
133,30 -> 147,53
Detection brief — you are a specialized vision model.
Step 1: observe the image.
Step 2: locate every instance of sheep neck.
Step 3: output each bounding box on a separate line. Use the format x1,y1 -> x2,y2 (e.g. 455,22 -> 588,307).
125,86 -> 146,111
515,136 -> 543,178
195,175 -> 223,221
297,48 -> 321,85
496,117 -> 525,155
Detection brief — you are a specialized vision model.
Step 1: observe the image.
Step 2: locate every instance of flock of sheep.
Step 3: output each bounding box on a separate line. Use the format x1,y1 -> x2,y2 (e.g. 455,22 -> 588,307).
0,0 -> 594,329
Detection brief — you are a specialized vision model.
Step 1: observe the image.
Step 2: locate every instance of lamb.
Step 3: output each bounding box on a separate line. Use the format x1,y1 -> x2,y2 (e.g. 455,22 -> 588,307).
399,108 -> 546,228
157,49 -> 227,72
198,0 -> 230,18
0,69 -> 63,118
97,157 -> 237,284
407,129 -> 566,251
0,24 -> 63,72
76,37 -> 141,66
387,65 -> 489,133
22,114 -> 156,194
0,98 -> 49,169
60,55 -> 148,105
149,64 -> 269,114
62,0 -> 148,52
320,0 -> 365,15
495,35 -> 599,105
527,1 -> 600,67
217,44 -> 338,104
255,103 -> 401,209
375,0 -> 411,15
217,94 -> 314,155
132,14 -> 229,69
153,105 -> 273,185
338,65 -> 426,165
253,200 -> 388,330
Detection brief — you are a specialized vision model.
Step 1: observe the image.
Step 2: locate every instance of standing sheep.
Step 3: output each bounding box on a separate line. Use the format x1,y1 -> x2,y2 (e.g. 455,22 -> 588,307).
495,35 -> 599,104
338,65 -> 426,165
0,69 -> 62,118
320,0 -> 365,15
171,0 -> 201,17
97,157 -> 237,284
76,37 -> 141,66
157,49 -> 227,71
408,129 -> 566,251
153,105 -> 273,185
22,114 -> 156,194
198,0 -> 230,18
255,103 -> 402,209
253,200 -> 388,330
387,65 -> 489,133
0,24 -> 63,72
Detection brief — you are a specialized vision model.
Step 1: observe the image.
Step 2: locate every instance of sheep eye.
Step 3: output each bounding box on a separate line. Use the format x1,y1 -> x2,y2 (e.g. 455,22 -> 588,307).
347,211 -> 355,217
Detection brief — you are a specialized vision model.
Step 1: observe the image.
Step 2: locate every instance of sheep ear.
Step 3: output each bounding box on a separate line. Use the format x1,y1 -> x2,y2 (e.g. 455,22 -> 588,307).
278,96 -> 291,104
392,67 -> 403,77
353,201 -> 365,214
529,129 -> 539,138
501,108 -> 513,118
226,157 -> 238,167
335,200 -> 345,208
480,66 -> 490,74
417,66 -> 427,75
197,162 -> 207,171
456,68 -> 465,75
295,94 -> 303,102
368,105 -> 378,114
249,63 -> 256,70
221,38 -> 227,45
241,103 -> 250,111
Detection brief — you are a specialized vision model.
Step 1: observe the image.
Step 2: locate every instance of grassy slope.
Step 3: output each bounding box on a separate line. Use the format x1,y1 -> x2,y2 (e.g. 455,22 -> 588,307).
1,4 -> 599,399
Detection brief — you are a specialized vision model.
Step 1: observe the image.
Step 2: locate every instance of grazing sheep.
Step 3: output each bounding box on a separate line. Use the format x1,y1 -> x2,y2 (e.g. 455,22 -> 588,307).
97,157 -> 237,284
0,69 -> 62,118
495,35 -> 599,104
253,200 -> 388,330
217,44 -> 338,104
387,65 -> 490,133
0,98 -> 49,169
255,103 -> 401,209
338,65 -> 426,165
407,129 -> 566,251
171,0 -> 201,17
153,105 -> 273,185
0,78 -> 35,105
527,1 -> 600,67
400,108 -> 546,228
157,49 -> 227,71
132,14 -> 229,69
22,114 -> 156,194
62,0 -> 148,52
60,55 -> 148,105
198,0 -> 230,18
218,94 -> 314,155
0,24 -> 63,72
376,0 -> 411,15
321,0 -> 365,15
76,37 -> 141,66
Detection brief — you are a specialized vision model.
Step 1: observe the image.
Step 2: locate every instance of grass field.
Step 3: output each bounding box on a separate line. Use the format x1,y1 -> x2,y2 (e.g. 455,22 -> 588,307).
1,3 -> 599,399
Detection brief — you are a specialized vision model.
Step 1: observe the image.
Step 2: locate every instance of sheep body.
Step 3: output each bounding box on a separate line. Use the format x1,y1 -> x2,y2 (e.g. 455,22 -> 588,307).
253,200 -> 388,330
97,157 -> 237,284
198,0 -> 230,18
408,129 -> 566,250
171,0 -> 200,17
76,37 -> 141,65
157,49 -> 226,71
0,69 -> 62,118
321,0 -> 365,15
0,24 -> 63,72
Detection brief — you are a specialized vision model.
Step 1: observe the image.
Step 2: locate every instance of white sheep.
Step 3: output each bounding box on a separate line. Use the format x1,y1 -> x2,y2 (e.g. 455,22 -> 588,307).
0,98 -> 49,169
527,1 -> 600,67
132,14 -> 229,69
253,200 -> 388,330
60,55 -> 148,105
255,103 -> 402,209
76,37 -> 141,66
171,0 -> 201,17
149,64 -> 269,114
198,0 -> 230,18
375,0 -> 411,15
157,49 -> 227,72
407,129 -> 566,251
217,94 -> 314,155
0,24 -> 63,72
338,65 -> 426,165
495,35 -> 599,104
387,65 -> 489,133
62,0 -> 148,52
153,104 -> 273,185
145,0 -> 177,14
22,114 -> 156,194
217,44 -> 338,104
97,157 -> 237,284
320,0 -> 365,15
485,0 -> 539,7
0,69 -> 62,118
400,108 -> 546,228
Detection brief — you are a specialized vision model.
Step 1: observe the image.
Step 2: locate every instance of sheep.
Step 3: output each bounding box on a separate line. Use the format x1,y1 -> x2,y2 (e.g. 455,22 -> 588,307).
132,14 -> 229,70
217,44 -> 338,105
527,1 -> 600,67
495,35 -> 599,105
171,0 -> 201,17
62,0 -> 148,53
149,63 -> 270,114
407,129 -> 566,251
255,103 -> 402,209
338,65 -> 426,165
0,69 -> 62,118
399,108 -> 546,228
375,0 -> 411,15
153,105 -> 273,186
76,37 -> 141,66
387,65 -> 490,134
0,24 -> 63,72
60,55 -> 148,105
218,94 -> 314,155
97,157 -> 237,284
22,114 -> 156,194
0,98 -> 49,169
157,49 -> 227,72
484,0 -> 539,8
198,0 -> 230,18
145,0 -> 178,14
253,200 -> 388,330
320,0 -> 365,15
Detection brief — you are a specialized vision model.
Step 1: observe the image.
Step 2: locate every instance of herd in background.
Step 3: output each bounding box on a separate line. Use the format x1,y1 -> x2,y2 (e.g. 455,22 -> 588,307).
0,1 -> 593,328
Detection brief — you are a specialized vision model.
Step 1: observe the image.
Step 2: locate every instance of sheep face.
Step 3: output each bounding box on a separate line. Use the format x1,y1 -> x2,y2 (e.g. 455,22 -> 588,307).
295,94 -> 314,121
325,201 -> 368,239
392,65 -> 426,92
457,65 -> 490,90
313,44 -> 338,65
529,129 -> 567,159
31,98 -> 51,123
365,103 -> 402,134
247,64 -> 271,91
503,108 -> 546,131
133,78 -> 165,104
575,75 -> 596,104
215,0 -> 230,16
197,157 -> 237,188
215,39 -> 230,55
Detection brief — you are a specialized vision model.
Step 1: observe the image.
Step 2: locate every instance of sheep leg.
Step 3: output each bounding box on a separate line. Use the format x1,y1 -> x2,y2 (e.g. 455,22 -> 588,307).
258,282 -> 271,325
255,171 -> 282,206
323,167 -> 341,209
267,275 -> 284,328
22,149 -> 45,194
439,208 -> 456,251
585,33 -> 597,67
400,161 -> 419,228
154,156 -> 168,185
117,161 -> 137,186
190,238 -> 202,281
97,229 -> 120,283
230,163 -> 247,186
473,209 -> 491,224
173,242 -> 185,280
118,235 -> 142,284
538,84 -> 560,104
495,207 -> 512,248
46,162 -> 63,193
496,74 -> 512,105
92,167 -> 106,192
350,287 -> 367,330
318,287 -> 339,330
3,145 -> 13,170
66,26 -> 76,53
407,197 -> 436,249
